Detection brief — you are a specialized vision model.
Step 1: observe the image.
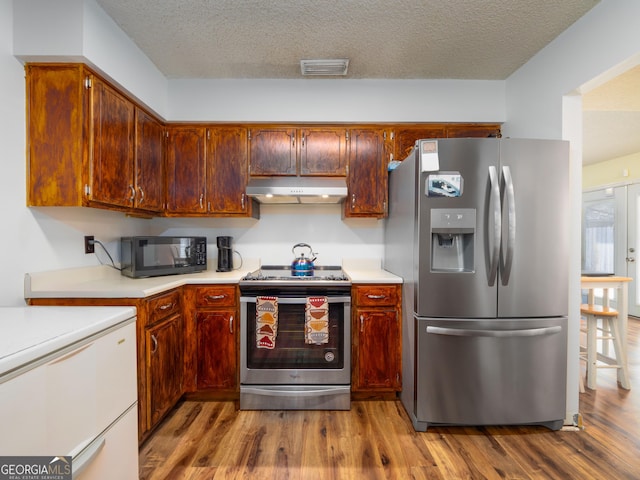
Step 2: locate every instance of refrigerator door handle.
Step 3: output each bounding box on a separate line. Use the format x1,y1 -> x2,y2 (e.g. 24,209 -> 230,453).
501,165 -> 516,285
426,325 -> 561,338
488,166 -> 501,286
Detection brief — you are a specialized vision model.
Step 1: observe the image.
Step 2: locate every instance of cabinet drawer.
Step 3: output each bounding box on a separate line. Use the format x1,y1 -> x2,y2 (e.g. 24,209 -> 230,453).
353,285 -> 399,306
195,285 -> 236,307
148,289 -> 181,324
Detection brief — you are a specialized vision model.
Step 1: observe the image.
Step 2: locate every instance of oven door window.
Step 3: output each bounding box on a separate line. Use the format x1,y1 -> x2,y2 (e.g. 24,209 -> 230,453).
246,302 -> 344,369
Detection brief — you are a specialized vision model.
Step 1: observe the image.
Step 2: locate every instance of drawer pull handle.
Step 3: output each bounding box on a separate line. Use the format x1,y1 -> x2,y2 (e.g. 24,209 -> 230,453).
366,294 -> 386,300
206,294 -> 226,301
159,302 -> 174,310
48,343 -> 93,365
151,334 -> 158,354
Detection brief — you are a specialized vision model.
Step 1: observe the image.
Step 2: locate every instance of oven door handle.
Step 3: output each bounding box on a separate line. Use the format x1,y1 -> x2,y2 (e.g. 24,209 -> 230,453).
240,296 -> 351,304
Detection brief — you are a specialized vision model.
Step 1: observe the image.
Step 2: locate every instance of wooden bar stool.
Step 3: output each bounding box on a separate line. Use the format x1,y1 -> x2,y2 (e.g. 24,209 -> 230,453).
580,301 -> 630,390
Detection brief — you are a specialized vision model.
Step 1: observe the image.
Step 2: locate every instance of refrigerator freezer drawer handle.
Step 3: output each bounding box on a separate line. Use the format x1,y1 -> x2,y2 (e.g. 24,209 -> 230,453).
488,166 -> 501,286
426,325 -> 561,338
501,165 -> 516,285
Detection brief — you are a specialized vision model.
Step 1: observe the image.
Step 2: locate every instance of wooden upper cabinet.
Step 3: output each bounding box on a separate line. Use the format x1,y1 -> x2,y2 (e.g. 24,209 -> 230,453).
25,63 -> 165,215
27,64 -> 89,207
90,76 -> 136,209
207,127 -> 257,217
345,128 -> 388,218
165,126 -> 207,214
446,123 -> 501,138
134,108 -> 165,213
248,126 -> 347,177
394,125 -> 447,162
248,127 -> 297,176
299,128 -> 347,176
393,124 -> 502,162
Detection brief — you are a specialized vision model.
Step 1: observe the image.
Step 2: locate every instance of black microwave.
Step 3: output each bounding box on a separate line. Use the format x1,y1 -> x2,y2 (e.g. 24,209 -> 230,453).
120,236 -> 207,278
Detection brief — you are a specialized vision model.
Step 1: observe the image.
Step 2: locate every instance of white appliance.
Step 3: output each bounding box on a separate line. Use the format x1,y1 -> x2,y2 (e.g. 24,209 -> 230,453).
0,306 -> 138,479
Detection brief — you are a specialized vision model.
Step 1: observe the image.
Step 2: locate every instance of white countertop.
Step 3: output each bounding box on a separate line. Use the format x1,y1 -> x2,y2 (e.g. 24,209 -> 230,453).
25,261 -> 260,299
24,259 -> 402,299
341,259 -> 403,284
0,306 -> 136,379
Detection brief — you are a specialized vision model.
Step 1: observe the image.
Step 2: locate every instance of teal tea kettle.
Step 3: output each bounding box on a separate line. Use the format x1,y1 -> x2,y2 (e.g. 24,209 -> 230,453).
291,243 -> 317,276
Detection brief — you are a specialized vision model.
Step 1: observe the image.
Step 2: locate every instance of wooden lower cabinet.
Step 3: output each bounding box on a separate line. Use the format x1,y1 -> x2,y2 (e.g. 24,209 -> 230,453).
145,312 -> 183,427
195,310 -> 237,390
351,284 -> 402,395
145,289 -> 184,429
183,285 -> 239,394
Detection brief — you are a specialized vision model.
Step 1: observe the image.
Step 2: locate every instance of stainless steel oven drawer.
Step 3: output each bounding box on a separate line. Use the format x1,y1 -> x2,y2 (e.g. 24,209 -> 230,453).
240,385 -> 350,410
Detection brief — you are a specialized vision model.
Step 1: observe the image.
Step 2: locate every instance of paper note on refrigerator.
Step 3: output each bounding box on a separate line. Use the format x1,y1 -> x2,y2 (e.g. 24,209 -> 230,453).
420,140 -> 440,172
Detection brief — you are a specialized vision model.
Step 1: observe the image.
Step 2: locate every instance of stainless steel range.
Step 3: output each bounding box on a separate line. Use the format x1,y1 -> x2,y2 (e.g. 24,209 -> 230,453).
239,266 -> 351,410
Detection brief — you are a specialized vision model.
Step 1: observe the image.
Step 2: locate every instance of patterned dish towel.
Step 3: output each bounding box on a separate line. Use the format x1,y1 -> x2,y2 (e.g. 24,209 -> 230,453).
305,296 -> 329,344
256,296 -> 278,349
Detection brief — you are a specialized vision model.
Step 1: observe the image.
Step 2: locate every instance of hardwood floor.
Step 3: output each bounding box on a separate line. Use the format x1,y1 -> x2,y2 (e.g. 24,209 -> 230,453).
139,319 -> 639,479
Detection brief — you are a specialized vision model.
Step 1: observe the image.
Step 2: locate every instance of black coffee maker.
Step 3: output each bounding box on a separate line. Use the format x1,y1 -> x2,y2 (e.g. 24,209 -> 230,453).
216,236 -> 233,272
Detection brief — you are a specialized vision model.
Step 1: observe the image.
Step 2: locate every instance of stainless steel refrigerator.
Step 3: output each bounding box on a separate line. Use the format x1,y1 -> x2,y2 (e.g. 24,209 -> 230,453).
384,138 -> 569,431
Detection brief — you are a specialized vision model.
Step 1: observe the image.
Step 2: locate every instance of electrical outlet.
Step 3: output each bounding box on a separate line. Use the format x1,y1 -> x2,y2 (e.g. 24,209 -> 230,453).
84,236 -> 95,254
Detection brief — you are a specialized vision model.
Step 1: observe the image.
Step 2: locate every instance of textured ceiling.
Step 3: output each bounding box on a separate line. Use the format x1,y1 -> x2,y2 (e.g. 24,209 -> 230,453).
95,0 -> 599,80
94,0 -> 639,165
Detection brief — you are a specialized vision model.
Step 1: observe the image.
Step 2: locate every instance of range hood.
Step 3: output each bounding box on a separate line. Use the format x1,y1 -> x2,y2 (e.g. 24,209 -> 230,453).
245,177 -> 348,204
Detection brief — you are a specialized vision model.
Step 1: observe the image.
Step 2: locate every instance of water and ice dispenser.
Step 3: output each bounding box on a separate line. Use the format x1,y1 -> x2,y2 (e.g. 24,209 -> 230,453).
430,208 -> 476,272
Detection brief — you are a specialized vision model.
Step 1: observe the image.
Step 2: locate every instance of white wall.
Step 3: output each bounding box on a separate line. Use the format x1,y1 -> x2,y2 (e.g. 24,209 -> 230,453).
4,0 -> 640,423
505,0 -> 640,424
168,78 -> 504,122
3,0 -> 507,307
13,0 -> 169,117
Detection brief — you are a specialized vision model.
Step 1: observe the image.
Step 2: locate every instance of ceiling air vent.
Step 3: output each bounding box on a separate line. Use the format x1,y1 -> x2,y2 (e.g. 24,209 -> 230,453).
300,59 -> 349,76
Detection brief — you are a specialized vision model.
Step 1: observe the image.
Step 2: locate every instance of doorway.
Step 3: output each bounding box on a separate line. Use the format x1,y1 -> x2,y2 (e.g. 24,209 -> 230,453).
582,184 -> 640,317
627,184 -> 640,316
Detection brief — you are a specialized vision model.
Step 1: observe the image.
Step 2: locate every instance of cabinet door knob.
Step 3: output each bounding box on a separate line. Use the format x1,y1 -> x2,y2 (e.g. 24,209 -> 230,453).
151,334 -> 158,354
128,185 -> 135,202
229,315 -> 234,334
360,314 -> 364,332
